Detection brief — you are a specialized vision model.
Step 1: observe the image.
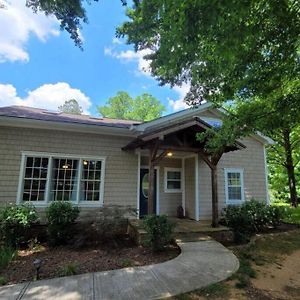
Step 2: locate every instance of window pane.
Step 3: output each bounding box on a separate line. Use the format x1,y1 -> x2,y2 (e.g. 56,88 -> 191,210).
228,186 -> 242,200
167,171 -> 181,180
228,173 -> 241,186
167,180 -> 181,190
51,158 -> 79,201
22,156 -> 48,202
81,159 -> 102,201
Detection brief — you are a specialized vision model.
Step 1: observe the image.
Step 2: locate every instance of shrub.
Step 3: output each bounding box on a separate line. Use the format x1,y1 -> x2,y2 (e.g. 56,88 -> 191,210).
0,276 -> 6,286
143,215 -> 175,252
222,199 -> 284,242
46,202 -> 80,245
58,262 -> 78,277
0,246 -> 16,270
0,204 -> 38,247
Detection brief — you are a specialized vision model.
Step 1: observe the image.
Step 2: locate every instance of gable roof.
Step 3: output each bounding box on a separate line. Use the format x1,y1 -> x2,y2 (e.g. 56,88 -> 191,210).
0,106 -> 141,129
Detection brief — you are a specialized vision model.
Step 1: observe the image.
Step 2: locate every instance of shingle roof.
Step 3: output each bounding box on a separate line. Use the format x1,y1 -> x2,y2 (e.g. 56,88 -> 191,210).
0,106 -> 142,129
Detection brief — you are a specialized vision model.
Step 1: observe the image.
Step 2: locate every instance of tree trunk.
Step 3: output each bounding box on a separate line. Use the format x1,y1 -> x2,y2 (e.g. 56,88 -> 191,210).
283,129 -> 298,207
211,166 -> 219,227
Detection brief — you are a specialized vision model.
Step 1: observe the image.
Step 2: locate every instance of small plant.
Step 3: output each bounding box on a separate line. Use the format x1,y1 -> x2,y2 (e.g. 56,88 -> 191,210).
0,204 -> 38,247
143,215 -> 175,252
46,202 -> 80,245
0,276 -> 7,286
0,246 -> 16,270
120,258 -> 133,268
58,262 -> 78,277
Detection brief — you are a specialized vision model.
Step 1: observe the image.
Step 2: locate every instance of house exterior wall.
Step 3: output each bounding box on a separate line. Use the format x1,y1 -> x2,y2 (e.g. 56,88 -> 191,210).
0,126 -> 138,219
198,136 -> 268,220
184,157 -> 195,219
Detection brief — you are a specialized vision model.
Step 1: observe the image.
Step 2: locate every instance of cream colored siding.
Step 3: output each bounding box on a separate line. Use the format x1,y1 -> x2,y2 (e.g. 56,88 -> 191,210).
184,157 -> 195,219
199,136 -> 268,219
159,158 -> 182,216
0,126 -> 138,211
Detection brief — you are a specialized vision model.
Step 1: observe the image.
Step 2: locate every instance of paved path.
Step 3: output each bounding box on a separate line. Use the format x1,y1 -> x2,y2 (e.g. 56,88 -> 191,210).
0,240 -> 239,300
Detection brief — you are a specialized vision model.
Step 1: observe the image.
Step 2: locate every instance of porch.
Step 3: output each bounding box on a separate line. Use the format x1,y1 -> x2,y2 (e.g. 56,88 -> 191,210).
128,217 -> 230,245
123,115 -> 245,226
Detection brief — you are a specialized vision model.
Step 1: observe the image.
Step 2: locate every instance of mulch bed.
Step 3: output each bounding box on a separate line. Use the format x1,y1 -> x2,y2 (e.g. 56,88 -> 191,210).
1,237 -> 180,285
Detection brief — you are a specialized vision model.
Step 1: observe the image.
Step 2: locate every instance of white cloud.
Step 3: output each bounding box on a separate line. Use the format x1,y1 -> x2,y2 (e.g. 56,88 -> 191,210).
168,83 -> 191,111
112,37 -> 122,45
104,47 -> 153,76
0,0 -> 59,63
0,82 -> 92,114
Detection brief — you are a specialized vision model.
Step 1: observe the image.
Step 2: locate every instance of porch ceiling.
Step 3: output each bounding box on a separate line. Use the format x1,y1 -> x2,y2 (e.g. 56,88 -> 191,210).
123,116 -> 245,154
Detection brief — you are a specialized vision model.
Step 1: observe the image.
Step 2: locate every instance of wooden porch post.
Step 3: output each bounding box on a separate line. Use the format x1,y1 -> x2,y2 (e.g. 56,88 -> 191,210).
199,151 -> 223,228
211,165 -> 219,227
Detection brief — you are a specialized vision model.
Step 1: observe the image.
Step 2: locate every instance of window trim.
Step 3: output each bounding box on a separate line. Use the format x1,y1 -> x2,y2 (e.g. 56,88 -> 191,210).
17,151 -> 106,207
164,167 -> 182,193
224,168 -> 245,205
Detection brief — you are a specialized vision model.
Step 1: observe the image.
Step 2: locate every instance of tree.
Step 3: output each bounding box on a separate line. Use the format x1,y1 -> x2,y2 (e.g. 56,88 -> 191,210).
117,0 -> 300,211
98,91 -> 165,121
58,99 -> 83,115
26,0 -> 127,47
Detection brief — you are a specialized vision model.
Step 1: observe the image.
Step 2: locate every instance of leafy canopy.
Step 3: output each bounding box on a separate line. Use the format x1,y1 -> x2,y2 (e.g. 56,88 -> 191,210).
117,0 -> 300,148
26,0 -> 127,47
58,99 -> 83,115
98,91 -> 165,121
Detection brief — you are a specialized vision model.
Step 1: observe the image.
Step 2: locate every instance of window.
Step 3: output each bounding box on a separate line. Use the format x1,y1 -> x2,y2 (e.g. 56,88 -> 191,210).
164,168 -> 182,193
224,168 -> 245,204
18,152 -> 105,206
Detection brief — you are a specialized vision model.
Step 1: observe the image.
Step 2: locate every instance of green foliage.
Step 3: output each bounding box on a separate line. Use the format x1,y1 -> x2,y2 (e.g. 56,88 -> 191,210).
118,0 -> 300,205
222,200 -> 284,241
27,1 -> 127,47
58,99 -> 83,115
0,276 -> 6,286
143,215 -> 175,252
0,246 -> 16,270
46,202 -> 80,245
98,91 -> 165,121
0,204 -> 38,247
58,262 -> 78,277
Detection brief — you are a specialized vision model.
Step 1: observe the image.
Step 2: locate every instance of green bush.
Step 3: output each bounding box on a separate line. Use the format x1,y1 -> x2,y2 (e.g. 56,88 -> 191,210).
0,246 -> 16,270
143,215 -> 175,252
0,204 -> 38,247
46,202 -> 80,245
222,199 -> 284,242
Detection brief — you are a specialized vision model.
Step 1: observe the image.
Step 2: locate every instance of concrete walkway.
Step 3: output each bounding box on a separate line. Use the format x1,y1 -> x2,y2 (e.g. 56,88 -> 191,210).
0,240 -> 239,300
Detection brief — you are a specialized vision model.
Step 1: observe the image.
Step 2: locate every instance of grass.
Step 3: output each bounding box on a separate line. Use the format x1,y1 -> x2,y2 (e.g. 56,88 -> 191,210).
272,202 -> 300,224
0,246 -> 16,270
0,276 -> 7,286
173,282 -> 230,300
58,262 -> 79,277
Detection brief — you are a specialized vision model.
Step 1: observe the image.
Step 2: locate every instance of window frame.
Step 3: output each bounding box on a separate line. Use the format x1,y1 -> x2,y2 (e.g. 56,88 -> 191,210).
164,167 -> 182,193
224,168 -> 245,205
17,151 -> 106,207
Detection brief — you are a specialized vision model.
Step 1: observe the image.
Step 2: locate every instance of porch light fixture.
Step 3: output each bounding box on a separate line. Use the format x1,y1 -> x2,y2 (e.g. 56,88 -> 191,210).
83,160 -> 88,166
62,164 -> 69,169
167,151 -> 173,157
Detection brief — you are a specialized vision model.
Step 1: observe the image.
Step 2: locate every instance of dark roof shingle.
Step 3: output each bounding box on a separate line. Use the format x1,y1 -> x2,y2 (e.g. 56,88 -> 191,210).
0,106 -> 142,129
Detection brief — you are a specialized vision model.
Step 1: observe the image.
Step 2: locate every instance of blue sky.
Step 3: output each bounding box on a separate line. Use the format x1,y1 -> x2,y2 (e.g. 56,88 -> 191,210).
0,0 -> 189,116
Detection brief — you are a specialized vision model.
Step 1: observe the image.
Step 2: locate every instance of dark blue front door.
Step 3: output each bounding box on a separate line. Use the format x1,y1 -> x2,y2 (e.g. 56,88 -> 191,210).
140,168 -> 157,217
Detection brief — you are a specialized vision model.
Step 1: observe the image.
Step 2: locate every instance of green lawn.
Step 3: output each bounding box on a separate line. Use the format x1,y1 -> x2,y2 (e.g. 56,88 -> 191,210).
272,203 -> 300,225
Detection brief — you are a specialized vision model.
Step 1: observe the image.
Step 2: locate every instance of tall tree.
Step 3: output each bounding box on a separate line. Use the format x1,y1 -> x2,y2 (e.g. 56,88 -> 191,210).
98,91 -> 165,121
118,0 -> 300,208
58,99 -> 83,115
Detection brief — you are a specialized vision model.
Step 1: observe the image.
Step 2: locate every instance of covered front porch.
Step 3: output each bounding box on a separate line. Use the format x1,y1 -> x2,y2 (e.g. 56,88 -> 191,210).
123,116 -> 245,226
